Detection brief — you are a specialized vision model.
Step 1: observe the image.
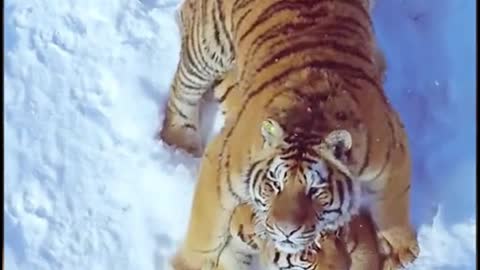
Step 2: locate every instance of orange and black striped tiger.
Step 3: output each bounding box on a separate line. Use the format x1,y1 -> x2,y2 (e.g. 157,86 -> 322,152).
159,0 -> 420,269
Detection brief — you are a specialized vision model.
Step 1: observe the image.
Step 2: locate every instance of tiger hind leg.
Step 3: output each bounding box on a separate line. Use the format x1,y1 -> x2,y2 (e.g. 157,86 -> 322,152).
159,41 -> 219,156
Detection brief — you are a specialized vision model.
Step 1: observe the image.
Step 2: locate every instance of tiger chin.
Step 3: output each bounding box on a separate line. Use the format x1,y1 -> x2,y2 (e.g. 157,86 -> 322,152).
159,0 -> 419,269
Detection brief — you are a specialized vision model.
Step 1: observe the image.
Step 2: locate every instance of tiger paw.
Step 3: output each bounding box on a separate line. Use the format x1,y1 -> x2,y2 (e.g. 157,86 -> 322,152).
377,226 -> 420,269
158,122 -> 203,157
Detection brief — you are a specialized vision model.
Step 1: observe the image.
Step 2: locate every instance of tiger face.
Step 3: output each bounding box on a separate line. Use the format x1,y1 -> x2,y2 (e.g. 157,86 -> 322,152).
246,119 -> 360,254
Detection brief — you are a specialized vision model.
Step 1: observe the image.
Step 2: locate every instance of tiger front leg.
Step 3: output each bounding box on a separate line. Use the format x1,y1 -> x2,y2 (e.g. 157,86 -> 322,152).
200,249 -> 255,270
370,197 -> 419,270
211,204 -> 261,270
190,205 -> 258,270
366,159 -> 420,269
170,134 -> 237,269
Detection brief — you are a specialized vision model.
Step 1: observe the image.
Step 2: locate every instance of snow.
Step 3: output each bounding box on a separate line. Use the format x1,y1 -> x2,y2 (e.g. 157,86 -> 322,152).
4,0 -> 475,269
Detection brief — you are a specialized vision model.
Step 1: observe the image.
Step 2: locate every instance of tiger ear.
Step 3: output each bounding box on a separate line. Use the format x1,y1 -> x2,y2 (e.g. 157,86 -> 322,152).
323,130 -> 352,159
261,119 -> 285,147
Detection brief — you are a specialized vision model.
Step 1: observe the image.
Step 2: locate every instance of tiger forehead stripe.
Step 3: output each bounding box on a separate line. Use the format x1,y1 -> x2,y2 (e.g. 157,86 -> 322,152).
284,133 -> 322,144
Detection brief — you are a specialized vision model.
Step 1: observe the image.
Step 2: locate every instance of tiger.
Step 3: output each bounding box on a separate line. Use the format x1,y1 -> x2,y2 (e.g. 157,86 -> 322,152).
160,0 -> 420,269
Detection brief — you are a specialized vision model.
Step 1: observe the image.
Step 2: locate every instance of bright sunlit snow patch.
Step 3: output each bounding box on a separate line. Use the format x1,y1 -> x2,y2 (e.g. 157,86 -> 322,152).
412,209 -> 476,270
4,0 -> 475,269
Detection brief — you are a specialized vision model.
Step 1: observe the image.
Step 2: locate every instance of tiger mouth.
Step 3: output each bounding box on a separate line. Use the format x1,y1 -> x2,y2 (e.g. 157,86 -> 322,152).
273,240 -> 306,254
271,234 -> 320,254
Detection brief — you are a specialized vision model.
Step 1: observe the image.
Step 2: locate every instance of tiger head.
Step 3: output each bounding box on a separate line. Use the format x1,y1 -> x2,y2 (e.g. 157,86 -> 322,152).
246,118 -> 361,254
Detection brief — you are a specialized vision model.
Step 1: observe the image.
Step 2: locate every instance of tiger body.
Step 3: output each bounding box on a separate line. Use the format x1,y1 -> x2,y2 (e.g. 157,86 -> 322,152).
161,0 -> 419,269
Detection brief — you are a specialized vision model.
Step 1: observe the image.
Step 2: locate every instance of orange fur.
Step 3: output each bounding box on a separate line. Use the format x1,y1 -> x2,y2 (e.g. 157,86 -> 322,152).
159,0 -> 419,269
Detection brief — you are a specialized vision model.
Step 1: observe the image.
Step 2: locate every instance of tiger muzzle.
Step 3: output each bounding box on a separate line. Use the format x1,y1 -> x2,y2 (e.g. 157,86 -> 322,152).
267,190 -> 318,253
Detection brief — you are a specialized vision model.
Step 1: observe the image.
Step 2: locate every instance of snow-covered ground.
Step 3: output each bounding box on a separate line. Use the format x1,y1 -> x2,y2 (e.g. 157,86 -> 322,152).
4,0 -> 476,269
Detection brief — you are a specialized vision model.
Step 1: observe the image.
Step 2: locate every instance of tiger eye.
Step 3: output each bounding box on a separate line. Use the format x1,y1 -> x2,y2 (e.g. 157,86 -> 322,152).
308,187 -> 320,197
318,191 -> 332,205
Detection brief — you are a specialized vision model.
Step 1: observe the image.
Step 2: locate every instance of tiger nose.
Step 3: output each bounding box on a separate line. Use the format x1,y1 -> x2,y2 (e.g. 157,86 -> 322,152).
275,221 -> 303,237
271,197 -> 310,226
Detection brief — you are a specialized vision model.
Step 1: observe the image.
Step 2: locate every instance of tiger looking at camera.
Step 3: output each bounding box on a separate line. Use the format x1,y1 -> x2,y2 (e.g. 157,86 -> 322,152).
159,0 -> 420,269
